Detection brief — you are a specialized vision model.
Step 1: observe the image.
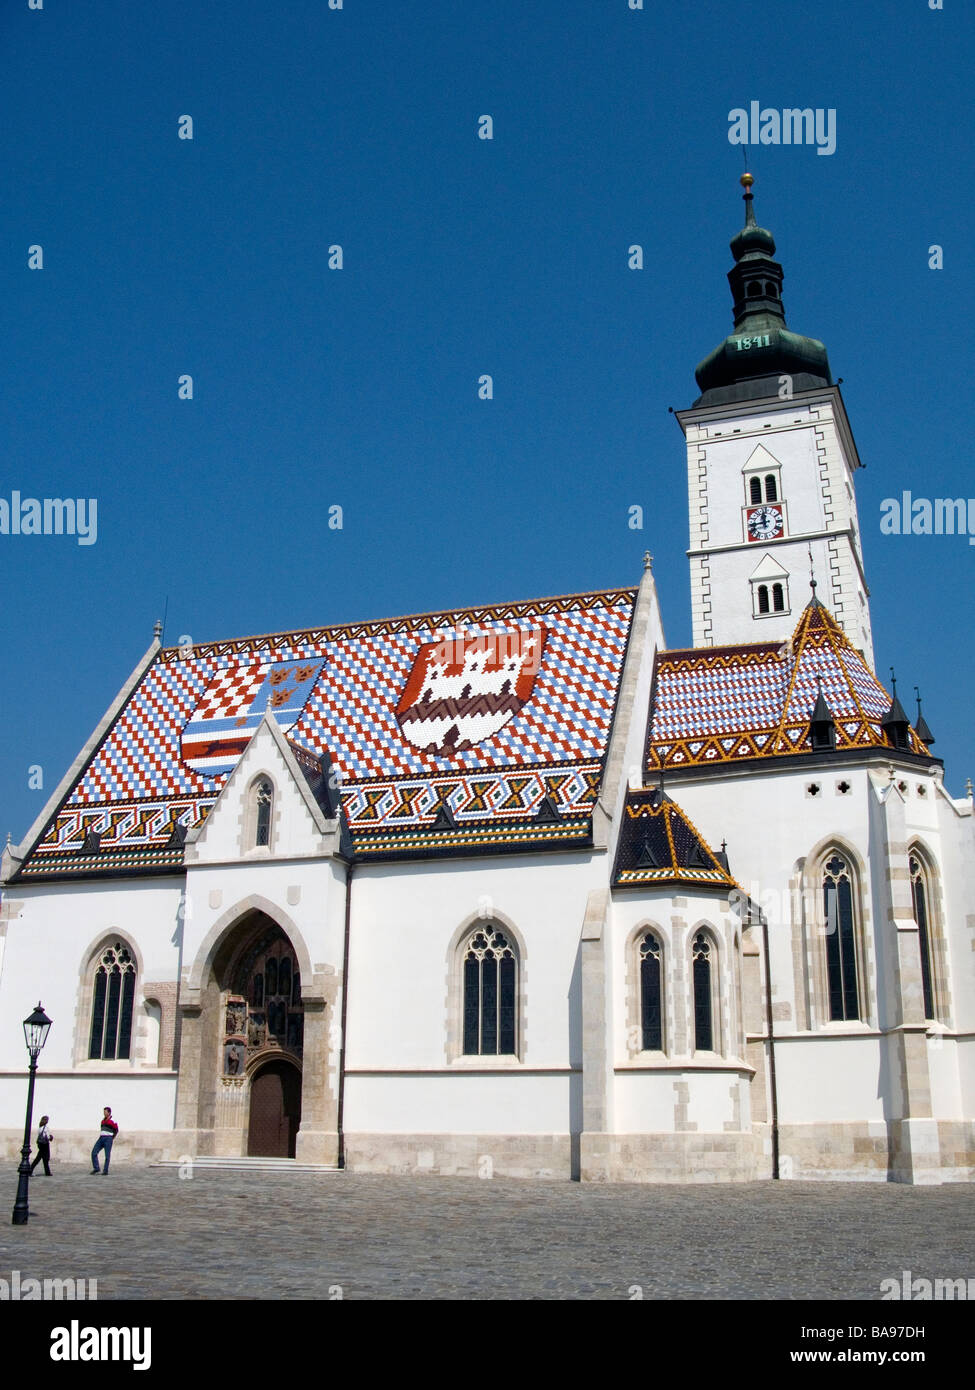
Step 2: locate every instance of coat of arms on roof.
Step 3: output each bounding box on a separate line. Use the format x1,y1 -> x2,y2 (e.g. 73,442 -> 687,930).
396,626 -> 547,755
181,658 -> 325,776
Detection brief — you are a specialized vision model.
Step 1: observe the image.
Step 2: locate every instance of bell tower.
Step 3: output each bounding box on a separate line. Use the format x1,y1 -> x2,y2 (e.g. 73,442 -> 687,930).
676,174 -> 874,667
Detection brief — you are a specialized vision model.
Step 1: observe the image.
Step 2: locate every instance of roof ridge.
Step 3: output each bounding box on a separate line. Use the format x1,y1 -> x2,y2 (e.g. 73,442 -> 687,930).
157,585 -> 639,657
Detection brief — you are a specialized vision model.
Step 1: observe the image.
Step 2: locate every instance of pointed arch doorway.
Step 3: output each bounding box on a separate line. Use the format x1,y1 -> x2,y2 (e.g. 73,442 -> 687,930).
175,899 -> 340,1166
247,1058 -> 302,1157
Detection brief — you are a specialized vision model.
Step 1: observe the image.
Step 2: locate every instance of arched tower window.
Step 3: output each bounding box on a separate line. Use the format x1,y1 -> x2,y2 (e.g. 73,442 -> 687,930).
692,931 -> 715,1051
88,941 -> 137,1060
462,924 -> 517,1055
823,853 -> 860,1021
909,855 -> 937,1021
255,779 -> 273,847
749,475 -> 762,505
757,584 -> 770,614
764,474 -> 778,502
639,932 -> 664,1051
772,582 -> 785,612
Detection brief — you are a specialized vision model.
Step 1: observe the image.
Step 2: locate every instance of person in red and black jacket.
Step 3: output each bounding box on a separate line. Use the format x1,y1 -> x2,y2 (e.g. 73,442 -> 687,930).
90,1107 -> 119,1174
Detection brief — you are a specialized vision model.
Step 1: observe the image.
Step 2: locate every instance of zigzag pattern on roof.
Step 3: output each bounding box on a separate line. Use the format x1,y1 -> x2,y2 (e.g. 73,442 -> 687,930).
648,599 -> 931,771
21,589 -> 635,875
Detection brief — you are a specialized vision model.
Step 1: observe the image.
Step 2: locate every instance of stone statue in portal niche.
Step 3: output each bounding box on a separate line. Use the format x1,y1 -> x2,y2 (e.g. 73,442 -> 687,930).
224,1043 -> 243,1075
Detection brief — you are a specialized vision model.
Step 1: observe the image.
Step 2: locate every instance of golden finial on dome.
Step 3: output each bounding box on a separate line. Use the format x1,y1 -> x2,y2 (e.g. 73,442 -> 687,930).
740,171 -> 754,189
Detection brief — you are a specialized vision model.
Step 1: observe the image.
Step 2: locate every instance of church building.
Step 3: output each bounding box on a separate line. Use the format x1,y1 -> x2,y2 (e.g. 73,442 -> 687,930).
2,176 -> 972,1183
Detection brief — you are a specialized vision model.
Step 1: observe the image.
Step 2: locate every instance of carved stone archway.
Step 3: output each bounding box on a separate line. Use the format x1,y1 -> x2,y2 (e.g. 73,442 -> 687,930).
174,907 -> 338,1163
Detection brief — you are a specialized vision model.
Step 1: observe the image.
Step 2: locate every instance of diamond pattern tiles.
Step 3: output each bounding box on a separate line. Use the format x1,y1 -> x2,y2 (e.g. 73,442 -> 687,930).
648,598 -> 930,771
29,589 -> 634,868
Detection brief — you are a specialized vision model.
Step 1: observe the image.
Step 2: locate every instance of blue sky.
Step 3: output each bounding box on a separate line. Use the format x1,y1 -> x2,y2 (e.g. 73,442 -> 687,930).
1,0 -> 973,843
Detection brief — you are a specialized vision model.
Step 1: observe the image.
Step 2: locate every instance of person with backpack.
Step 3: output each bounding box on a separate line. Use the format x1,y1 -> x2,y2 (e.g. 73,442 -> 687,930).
29,1116 -> 53,1175
90,1107 -> 119,1173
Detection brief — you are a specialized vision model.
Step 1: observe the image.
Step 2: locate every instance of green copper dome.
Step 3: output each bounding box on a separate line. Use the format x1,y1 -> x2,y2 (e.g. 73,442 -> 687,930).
694,175 -> 832,406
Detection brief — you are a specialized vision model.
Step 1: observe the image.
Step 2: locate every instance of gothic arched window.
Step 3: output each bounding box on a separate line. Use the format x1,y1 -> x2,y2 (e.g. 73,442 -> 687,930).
910,855 -> 937,1020
254,778 -> 273,847
823,853 -> 860,1021
757,584 -> 770,614
88,941 -> 137,1060
692,932 -> 715,1051
749,475 -> 762,505
462,924 -> 517,1055
639,931 -> 664,1051
772,582 -> 785,612
764,473 -> 778,502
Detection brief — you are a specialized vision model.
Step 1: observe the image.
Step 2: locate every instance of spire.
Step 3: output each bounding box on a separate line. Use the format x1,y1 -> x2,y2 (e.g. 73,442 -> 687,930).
913,687 -> 935,747
693,173 -> 833,407
882,667 -> 912,751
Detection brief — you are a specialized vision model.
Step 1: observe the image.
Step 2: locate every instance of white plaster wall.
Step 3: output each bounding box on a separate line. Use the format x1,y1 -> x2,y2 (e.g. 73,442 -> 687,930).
606,1074 -> 677,1132
928,1038 -> 963,1119
937,793 -> 975,1030
344,852 -> 602,1135
344,1072 -> 577,1134
0,878 -> 183,1073
0,1073 -> 176,1134
774,1036 -> 887,1123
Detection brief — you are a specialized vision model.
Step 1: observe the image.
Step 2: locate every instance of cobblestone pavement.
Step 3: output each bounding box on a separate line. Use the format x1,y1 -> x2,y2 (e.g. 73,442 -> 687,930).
3,1165 -> 973,1300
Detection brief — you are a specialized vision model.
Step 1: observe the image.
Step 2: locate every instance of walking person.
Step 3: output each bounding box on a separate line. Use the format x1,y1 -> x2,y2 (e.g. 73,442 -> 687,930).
90,1107 -> 119,1174
29,1116 -> 53,1175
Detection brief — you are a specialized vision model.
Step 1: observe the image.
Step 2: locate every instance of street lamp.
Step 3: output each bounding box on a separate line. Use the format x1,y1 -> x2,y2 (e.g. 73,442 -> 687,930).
11,1003 -> 52,1226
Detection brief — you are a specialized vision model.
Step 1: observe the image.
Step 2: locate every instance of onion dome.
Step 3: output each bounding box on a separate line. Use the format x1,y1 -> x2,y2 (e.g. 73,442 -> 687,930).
694,173 -> 832,406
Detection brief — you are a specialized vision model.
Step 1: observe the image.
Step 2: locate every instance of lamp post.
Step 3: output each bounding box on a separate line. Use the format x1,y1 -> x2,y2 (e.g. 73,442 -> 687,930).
11,1003 -> 52,1226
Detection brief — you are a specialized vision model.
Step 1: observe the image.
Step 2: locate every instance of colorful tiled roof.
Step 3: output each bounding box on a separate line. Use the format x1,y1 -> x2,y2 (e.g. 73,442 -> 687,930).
19,588 -> 636,877
612,788 -> 736,890
648,598 -> 931,772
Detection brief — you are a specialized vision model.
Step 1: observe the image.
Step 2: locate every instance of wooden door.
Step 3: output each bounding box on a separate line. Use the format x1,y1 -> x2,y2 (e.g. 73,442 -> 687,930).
247,1061 -> 301,1157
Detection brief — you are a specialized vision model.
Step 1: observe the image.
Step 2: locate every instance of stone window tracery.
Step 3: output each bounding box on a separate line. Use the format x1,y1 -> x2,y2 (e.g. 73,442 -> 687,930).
910,855 -> 937,1021
639,932 -> 664,1052
692,931 -> 716,1052
88,941 -> 137,1060
462,924 -> 517,1055
823,853 -> 860,1021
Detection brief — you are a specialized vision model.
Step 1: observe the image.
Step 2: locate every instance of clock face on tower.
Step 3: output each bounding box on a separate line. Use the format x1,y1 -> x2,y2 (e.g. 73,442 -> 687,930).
747,504 -> 784,541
